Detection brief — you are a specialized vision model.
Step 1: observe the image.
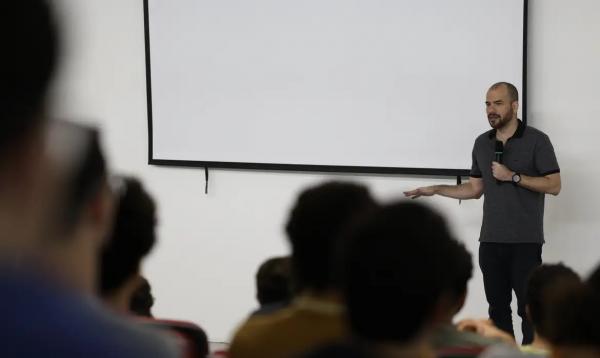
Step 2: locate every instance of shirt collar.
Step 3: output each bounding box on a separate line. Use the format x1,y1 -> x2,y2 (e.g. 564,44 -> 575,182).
293,294 -> 344,315
487,119 -> 526,140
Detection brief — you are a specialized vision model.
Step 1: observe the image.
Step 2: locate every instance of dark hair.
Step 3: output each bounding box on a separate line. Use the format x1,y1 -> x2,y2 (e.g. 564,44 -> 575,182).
444,240 -> 472,300
341,201 -> 456,343
545,282 -> 600,347
256,256 -> 292,306
99,177 -> 157,295
543,263 -> 600,347
285,181 -> 377,292
130,277 -> 154,317
0,0 -> 58,154
526,263 -> 580,337
489,82 -> 519,103
587,263 -> 600,291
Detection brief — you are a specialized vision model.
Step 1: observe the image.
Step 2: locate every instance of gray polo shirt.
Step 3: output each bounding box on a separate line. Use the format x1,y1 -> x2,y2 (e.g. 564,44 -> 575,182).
470,120 -> 560,243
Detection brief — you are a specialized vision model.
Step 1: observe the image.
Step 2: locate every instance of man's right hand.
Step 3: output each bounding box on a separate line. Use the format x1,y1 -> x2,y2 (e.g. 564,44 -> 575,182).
403,186 -> 437,199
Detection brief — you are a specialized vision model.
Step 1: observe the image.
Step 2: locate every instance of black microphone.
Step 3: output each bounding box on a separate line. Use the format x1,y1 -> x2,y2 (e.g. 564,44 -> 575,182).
495,140 -> 503,164
495,141 -> 503,184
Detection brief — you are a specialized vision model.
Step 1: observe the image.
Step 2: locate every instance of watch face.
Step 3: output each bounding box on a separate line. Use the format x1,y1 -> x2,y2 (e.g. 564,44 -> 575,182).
513,173 -> 521,183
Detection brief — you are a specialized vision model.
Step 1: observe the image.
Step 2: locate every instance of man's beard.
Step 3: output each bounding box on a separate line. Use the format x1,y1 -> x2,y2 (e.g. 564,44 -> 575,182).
488,108 -> 513,129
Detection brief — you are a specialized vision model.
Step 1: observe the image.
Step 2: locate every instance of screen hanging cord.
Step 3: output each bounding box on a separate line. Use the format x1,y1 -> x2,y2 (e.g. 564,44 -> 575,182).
457,175 -> 462,205
205,167 -> 209,194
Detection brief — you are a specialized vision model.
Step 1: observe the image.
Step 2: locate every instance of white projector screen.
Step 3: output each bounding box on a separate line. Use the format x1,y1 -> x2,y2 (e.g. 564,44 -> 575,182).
145,0 -> 526,175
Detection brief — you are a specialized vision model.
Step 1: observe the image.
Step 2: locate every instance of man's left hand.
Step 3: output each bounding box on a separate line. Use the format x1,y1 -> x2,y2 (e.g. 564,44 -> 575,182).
491,161 -> 513,182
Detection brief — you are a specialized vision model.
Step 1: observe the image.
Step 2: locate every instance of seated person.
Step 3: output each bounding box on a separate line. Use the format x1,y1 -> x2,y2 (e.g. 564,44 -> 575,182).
99,176 -> 209,357
306,202 -> 475,358
99,177 -> 158,314
544,263 -> 600,358
521,263 -> 580,356
229,181 -> 377,358
252,255 -> 293,316
0,2 -> 177,355
20,121 -> 179,356
130,276 -> 155,317
431,240 -> 504,357
477,263 -> 592,358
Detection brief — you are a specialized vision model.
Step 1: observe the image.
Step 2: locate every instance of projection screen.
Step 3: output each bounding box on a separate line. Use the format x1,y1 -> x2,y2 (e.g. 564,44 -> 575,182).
145,0 -> 527,175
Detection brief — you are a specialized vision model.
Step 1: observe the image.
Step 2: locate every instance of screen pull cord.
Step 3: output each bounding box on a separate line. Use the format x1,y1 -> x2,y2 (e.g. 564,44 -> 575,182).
205,167 -> 209,195
457,175 -> 462,205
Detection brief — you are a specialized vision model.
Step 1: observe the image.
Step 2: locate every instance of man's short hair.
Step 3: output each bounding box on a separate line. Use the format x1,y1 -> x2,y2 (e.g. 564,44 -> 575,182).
526,263 -> 580,338
545,280 -> 600,347
256,256 -> 292,306
285,181 -> 377,292
444,240 -> 473,300
0,0 -> 58,154
490,82 -> 519,103
544,263 -> 600,347
99,177 -> 157,295
340,201 -> 457,343
586,263 -> 600,291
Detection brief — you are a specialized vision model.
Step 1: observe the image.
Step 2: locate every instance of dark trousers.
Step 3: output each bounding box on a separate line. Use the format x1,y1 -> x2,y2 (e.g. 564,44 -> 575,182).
479,242 -> 542,345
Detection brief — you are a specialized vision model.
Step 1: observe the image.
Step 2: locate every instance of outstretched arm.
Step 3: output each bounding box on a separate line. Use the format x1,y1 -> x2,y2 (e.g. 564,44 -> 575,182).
403,177 -> 484,200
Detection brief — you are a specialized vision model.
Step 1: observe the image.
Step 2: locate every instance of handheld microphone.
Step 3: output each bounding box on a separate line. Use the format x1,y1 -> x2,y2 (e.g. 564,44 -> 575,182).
495,141 -> 503,184
495,140 -> 503,164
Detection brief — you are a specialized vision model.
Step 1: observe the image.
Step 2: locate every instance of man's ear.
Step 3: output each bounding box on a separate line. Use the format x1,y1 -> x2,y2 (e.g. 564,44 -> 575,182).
512,100 -> 519,116
87,182 -> 116,245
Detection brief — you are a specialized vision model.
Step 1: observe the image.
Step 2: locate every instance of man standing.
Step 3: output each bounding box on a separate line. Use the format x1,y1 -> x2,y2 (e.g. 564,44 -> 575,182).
404,82 -> 561,344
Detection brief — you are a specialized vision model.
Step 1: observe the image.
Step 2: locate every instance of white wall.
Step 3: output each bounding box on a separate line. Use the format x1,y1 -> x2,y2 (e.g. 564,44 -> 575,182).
49,0 -> 600,343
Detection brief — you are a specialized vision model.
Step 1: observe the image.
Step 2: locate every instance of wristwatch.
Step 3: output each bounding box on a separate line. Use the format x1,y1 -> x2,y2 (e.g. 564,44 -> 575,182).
512,172 -> 521,184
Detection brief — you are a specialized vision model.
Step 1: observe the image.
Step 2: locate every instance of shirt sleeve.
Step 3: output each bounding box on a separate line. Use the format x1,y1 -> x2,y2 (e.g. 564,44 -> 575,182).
535,134 -> 560,176
470,141 -> 482,178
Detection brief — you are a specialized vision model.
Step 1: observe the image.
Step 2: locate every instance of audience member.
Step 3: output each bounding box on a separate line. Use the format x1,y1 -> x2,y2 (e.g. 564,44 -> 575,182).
99,177 -> 157,313
0,3 -> 179,353
229,181 -> 377,358
30,122 -> 179,356
130,276 -> 155,317
431,239 -> 504,357
544,264 -> 600,358
100,175 -> 211,357
307,201 -> 466,358
0,0 -> 59,263
473,263 -> 590,358
98,176 -> 210,357
252,255 -> 292,316
522,263 -> 581,355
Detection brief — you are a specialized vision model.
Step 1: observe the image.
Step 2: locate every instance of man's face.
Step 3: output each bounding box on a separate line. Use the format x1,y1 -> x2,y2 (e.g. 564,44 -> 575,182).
485,86 -> 517,129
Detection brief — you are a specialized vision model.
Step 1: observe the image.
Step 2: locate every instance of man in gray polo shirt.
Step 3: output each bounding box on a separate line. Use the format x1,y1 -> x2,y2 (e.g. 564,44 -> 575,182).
404,82 -> 561,344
